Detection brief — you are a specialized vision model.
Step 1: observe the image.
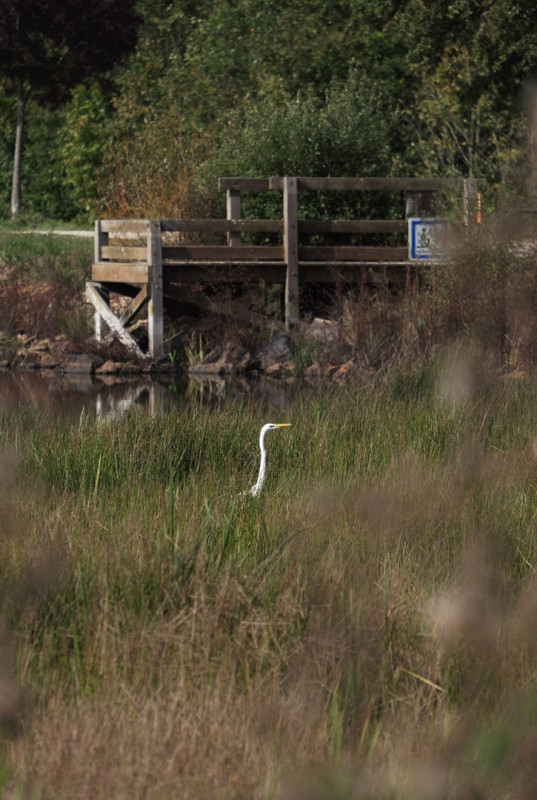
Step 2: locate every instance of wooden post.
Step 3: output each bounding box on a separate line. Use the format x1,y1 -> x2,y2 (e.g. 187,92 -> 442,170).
85,282 -> 145,359
93,220 -> 109,343
464,178 -> 479,226
226,189 -> 241,246
94,287 -> 109,344
283,177 -> 299,329
147,220 -> 164,359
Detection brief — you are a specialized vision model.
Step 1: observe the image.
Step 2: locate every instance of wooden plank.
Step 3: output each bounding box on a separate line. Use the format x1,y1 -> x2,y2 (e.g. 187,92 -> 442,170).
162,245 -> 283,261
101,245 -> 147,261
218,178 -> 271,192
226,189 -> 241,246
298,263 -> 413,283
119,284 -> 151,327
147,220 -> 164,359
101,219 -> 149,234
94,220 -> 108,264
165,262 -> 412,284
164,263 -> 286,283
93,281 -> 109,343
96,282 -> 145,298
284,177 -> 299,328
299,245 -> 408,261
269,176 -> 462,192
85,282 -> 146,359
92,262 -> 150,283
300,219 -> 407,234
160,219 -> 283,233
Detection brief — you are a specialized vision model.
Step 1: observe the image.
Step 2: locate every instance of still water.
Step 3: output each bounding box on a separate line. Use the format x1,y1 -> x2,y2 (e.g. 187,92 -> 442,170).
0,369 -> 296,419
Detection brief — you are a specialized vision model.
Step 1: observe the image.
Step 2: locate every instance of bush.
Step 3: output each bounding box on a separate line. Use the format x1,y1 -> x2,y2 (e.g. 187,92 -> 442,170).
199,73 -> 400,226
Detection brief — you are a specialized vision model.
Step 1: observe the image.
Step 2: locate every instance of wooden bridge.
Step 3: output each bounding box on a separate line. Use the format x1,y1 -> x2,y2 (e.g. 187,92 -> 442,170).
86,176 -> 481,360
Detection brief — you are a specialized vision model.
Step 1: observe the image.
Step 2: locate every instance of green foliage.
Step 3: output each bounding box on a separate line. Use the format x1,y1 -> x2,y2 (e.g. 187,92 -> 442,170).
58,305 -> 94,343
5,364 -> 537,797
0,92 -> 77,219
3,0 -> 537,219
60,84 -> 113,217
0,231 -> 92,287
200,73 -> 399,224
397,0 -> 537,182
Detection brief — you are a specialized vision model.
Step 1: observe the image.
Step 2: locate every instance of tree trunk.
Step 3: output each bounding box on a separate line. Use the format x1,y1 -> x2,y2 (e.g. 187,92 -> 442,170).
11,79 -> 26,220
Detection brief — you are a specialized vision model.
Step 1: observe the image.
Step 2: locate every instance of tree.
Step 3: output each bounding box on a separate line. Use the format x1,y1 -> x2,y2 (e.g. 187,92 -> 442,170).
0,0 -> 140,218
393,0 -> 537,181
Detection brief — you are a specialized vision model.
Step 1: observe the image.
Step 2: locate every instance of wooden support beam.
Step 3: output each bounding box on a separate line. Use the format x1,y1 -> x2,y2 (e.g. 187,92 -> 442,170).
160,218 -> 282,233
85,282 -> 146,359
300,219 -> 407,234
147,220 -> 164,359
162,245 -> 283,261
269,177 -> 462,192
93,222 -> 110,343
119,284 -> 151,327
299,245 -> 409,261
226,189 -> 242,246
94,220 -> 108,263
464,178 -> 479,226
101,219 -> 149,234
92,262 -> 150,283
94,285 -> 109,344
101,244 -> 147,260
218,178 -> 271,192
284,177 -> 299,329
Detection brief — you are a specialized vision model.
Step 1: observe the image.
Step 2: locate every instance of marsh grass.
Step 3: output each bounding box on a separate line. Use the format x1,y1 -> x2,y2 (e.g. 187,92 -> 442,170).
3,358 -> 537,797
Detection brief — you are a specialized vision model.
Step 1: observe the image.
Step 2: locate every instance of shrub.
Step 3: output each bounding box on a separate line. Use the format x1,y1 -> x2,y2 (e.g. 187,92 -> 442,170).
199,73 -> 400,226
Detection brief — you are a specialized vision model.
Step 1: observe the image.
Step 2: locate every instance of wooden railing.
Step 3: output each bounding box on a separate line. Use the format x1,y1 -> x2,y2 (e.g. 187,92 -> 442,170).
87,176 -> 482,358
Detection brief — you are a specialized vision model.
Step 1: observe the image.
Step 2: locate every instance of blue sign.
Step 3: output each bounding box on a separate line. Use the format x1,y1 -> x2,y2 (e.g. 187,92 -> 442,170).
408,218 -> 448,261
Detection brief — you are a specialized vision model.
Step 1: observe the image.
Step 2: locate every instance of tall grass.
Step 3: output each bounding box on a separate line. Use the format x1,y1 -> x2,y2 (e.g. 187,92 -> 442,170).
2,358 -> 537,797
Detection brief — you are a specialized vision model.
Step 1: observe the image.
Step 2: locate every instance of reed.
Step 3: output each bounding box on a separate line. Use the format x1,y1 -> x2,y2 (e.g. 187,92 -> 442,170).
2,357 -> 537,798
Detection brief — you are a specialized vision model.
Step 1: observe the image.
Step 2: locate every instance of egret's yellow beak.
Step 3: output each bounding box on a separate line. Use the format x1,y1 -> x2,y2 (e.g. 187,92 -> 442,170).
274,423 -> 291,427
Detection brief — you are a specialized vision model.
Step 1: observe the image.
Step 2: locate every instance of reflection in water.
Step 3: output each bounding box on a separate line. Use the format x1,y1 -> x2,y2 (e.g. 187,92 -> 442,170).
0,369 -> 297,419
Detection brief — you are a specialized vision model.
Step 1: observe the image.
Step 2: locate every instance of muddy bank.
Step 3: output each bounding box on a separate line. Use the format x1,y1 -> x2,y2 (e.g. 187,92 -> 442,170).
0,317 -> 364,385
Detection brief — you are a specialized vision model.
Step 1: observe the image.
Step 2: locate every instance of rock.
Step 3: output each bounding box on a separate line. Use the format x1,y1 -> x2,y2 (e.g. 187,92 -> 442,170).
18,352 -> 42,369
306,318 -> 338,342
331,358 -> 358,382
188,344 -> 251,375
303,362 -> 323,381
96,360 -> 122,375
39,354 -> 59,369
62,354 -> 97,374
156,361 -> 176,373
119,362 -> 142,375
28,338 -> 51,353
250,333 -> 292,372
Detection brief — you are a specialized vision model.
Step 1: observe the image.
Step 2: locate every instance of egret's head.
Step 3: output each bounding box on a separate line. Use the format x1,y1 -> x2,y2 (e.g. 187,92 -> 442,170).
262,423 -> 291,434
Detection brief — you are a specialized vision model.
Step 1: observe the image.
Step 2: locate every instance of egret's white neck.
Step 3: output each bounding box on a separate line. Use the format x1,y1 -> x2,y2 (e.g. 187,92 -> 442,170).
250,426 -> 268,496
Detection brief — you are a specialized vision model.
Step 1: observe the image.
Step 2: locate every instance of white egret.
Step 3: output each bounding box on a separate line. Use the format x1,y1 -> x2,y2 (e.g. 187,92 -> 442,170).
248,423 -> 291,497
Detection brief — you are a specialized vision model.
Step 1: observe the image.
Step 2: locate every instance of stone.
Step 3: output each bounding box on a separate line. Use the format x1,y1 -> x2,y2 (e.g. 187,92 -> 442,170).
303,362 -> 323,381
307,317 -> 338,342
96,360 -> 121,375
119,362 -> 142,375
38,354 -> 59,369
28,339 -> 51,353
188,344 -> 251,375
63,353 -> 96,374
250,333 -> 292,372
18,352 -> 42,369
331,358 -> 358,382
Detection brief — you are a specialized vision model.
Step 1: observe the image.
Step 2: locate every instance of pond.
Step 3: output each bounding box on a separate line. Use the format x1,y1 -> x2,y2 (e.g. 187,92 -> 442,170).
0,369 -> 297,419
